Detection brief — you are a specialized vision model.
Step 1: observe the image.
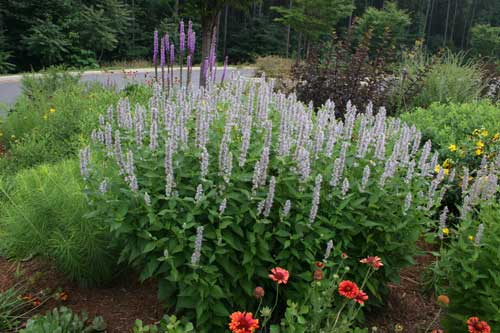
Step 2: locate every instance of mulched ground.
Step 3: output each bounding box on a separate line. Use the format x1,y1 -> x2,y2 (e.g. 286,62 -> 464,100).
365,250 -> 442,332
0,257 -> 163,332
0,248 -> 442,333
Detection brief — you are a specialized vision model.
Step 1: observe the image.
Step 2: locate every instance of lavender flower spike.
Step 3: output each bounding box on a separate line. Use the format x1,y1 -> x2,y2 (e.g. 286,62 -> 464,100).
191,226 -> 204,266
153,30 -> 159,65
179,20 -> 185,54
170,43 -> 175,66
160,37 -> 165,68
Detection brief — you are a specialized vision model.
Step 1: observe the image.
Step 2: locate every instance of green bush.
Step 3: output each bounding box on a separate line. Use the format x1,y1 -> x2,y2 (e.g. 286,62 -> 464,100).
85,78 -> 444,331
0,160 -> 118,286
431,202 -> 500,331
400,101 -> 500,153
0,71 -> 152,175
470,24 -> 500,60
132,315 -> 194,333
354,2 -> 411,52
21,306 -> 106,333
391,49 -> 486,111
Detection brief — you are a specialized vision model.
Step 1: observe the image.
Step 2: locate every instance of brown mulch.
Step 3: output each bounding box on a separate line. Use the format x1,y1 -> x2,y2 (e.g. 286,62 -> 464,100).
1,248 -> 443,333
365,249 -> 442,333
0,257 -> 163,332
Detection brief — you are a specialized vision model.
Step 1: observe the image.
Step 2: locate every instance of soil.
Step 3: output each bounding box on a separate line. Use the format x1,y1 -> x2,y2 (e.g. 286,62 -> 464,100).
0,257 -> 163,332
365,248 -> 443,333
0,248 -> 442,333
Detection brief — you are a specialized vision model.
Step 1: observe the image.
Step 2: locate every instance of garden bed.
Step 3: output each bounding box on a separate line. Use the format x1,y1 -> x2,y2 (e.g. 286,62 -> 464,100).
0,250 -> 441,332
0,257 -> 163,332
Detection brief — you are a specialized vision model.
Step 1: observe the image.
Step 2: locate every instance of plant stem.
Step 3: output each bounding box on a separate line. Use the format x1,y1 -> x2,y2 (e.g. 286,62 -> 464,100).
331,300 -> 348,330
425,308 -> 442,332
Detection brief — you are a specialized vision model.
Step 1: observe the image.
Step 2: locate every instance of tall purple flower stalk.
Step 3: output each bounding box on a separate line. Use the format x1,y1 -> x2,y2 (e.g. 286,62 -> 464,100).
153,30 -> 159,81
179,20 -> 185,86
160,37 -> 165,90
179,20 -> 185,54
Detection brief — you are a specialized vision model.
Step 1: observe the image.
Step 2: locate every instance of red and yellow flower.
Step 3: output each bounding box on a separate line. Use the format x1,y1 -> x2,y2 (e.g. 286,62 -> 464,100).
360,256 -> 384,270
228,312 -> 259,333
338,280 -> 359,299
353,290 -> 368,305
269,267 -> 289,285
467,317 -> 491,333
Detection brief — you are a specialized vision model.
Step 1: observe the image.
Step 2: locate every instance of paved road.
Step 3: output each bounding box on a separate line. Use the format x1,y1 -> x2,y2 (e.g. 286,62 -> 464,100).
0,67 -> 255,111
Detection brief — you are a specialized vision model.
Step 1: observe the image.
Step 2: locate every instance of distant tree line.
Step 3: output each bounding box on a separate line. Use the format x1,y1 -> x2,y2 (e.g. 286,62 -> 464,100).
0,0 -> 499,73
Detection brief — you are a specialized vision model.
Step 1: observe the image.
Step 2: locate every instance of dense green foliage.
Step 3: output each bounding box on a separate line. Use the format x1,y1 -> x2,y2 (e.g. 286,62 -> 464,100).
470,24 -> 500,59
392,49 -> 486,111
21,307 -> 106,333
84,78 -> 443,331
1,0 -> 499,73
132,315 -> 194,333
0,160 -> 118,286
354,3 -> 411,52
431,202 -> 500,331
0,70 -> 151,174
400,101 -> 500,152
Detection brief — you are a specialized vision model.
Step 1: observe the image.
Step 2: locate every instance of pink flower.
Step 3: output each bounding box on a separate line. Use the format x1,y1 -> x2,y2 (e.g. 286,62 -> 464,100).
360,256 -> 383,270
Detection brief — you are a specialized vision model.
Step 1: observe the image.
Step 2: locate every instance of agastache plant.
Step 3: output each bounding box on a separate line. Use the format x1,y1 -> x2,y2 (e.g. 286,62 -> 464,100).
83,76 -> 464,331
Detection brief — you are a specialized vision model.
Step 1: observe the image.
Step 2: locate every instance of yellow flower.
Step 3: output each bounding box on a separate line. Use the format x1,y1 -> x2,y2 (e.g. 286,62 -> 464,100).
442,228 -> 450,236
43,114 -> 48,121
473,129 -> 480,136
493,133 -> 499,141
468,235 -> 474,241
475,148 -> 483,156
480,129 -> 489,137
444,168 -> 450,176
443,159 -> 452,168
448,144 -> 457,152
49,107 -> 56,113
476,140 -> 484,148
434,164 -> 441,173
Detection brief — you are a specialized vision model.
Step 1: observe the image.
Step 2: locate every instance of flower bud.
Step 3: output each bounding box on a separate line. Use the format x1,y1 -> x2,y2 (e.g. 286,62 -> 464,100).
260,306 -> 272,317
253,286 -> 265,299
437,294 -> 449,306
315,261 -> 325,269
313,269 -> 324,281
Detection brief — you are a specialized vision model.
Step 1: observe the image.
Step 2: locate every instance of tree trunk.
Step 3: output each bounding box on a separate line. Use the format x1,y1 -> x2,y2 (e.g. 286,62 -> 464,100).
426,0 -> 435,48
200,14 -> 218,87
449,0 -> 458,46
223,5 -> 228,57
443,0 -> 451,46
423,0 -> 431,39
296,33 -> 302,64
285,0 -> 293,58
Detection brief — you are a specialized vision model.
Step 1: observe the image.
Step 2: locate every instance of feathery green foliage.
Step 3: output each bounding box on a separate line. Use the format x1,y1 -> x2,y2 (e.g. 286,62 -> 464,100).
0,160 -> 118,287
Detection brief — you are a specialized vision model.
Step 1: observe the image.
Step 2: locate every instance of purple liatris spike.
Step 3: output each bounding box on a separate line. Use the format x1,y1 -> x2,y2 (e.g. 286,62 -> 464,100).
179,20 -> 185,54
221,56 -> 228,83
170,44 -> 175,65
188,21 -> 195,54
165,33 -> 170,54
189,31 -> 196,55
160,37 -> 165,68
153,30 -> 159,65
203,58 -> 209,81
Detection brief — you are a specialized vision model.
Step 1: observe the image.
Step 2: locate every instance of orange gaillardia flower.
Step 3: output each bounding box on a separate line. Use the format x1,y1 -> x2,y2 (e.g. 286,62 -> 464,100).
59,292 -> 69,301
432,330 -> 444,333
338,280 -> 359,299
467,317 -> 491,333
269,267 -> 289,284
228,312 -> 259,333
359,256 -> 384,270
353,290 -> 369,305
